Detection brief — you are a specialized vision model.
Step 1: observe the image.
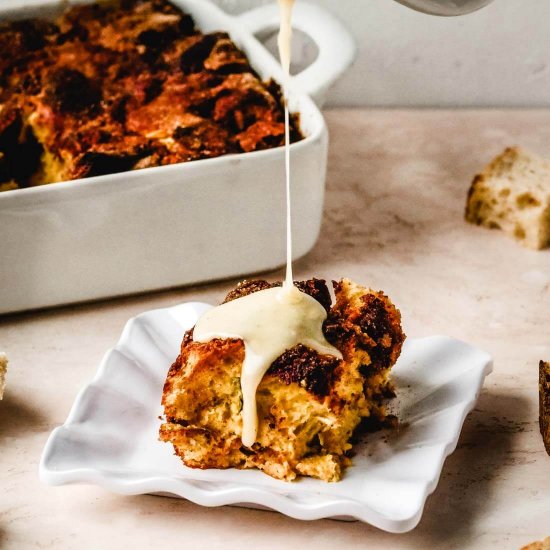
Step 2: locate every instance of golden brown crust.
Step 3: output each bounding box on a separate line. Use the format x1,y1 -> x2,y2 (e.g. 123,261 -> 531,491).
267,344 -> 340,398
223,278 -> 332,312
160,278 -> 405,482
326,279 -> 404,368
540,360 -> 550,456
465,147 -> 520,224
0,0 -> 302,189
0,352 -> 7,400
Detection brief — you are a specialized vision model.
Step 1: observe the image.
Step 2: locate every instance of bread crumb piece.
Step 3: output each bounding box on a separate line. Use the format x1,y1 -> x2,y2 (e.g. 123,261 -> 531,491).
520,535 -> 550,550
0,353 -> 7,400
465,147 -> 550,249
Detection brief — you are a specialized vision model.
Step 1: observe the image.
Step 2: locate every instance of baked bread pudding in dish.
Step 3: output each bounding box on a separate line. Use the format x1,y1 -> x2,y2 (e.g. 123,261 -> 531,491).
0,0 -> 301,191
160,278 -> 405,482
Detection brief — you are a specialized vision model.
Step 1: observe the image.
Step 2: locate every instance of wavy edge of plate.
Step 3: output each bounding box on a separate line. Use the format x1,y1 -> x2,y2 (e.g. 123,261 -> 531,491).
39,302 -> 493,532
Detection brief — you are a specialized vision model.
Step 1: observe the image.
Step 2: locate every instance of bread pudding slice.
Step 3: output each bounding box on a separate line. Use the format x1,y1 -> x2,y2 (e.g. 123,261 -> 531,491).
160,278 -> 405,482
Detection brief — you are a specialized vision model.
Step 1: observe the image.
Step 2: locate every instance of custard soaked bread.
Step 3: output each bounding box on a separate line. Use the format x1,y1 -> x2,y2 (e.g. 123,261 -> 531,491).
465,147 -> 550,249
160,279 -> 405,482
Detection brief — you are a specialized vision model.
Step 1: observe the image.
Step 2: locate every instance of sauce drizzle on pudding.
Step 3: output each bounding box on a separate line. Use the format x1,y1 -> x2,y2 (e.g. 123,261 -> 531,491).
193,286 -> 341,447
193,0 -> 341,448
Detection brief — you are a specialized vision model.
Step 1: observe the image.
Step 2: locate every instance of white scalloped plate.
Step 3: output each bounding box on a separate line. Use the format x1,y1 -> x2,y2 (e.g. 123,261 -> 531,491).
40,302 -> 492,533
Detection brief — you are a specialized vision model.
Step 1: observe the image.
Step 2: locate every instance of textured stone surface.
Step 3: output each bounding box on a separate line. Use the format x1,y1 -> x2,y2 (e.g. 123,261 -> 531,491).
1,109 -> 549,549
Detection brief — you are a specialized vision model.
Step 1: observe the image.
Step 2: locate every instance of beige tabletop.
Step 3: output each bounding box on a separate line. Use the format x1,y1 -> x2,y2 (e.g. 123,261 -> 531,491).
1,109 -> 549,550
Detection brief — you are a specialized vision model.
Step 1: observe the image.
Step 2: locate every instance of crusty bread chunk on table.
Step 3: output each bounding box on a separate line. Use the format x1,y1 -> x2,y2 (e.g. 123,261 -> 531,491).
465,147 -> 550,249
540,360 -> 550,456
0,352 -> 7,399
521,536 -> 550,550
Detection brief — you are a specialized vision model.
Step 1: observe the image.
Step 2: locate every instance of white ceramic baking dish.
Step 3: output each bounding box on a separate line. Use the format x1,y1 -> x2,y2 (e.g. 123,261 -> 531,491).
0,0 -> 355,314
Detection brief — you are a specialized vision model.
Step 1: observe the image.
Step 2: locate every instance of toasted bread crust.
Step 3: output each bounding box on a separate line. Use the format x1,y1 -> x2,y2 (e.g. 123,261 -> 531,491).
521,536 -> 550,550
0,352 -> 7,400
540,360 -> 550,456
223,278 -> 332,312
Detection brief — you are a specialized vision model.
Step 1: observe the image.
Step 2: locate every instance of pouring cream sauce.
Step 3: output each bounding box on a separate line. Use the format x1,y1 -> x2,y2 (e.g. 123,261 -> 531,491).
278,0 -> 294,288
193,0 -> 341,448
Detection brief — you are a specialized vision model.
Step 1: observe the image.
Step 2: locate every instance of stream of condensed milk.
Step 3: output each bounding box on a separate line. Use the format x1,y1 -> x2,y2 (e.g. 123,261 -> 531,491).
193,0 -> 342,448
278,0 -> 294,288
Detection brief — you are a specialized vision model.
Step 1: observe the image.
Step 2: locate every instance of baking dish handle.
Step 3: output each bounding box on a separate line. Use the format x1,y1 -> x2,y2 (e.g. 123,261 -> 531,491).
237,2 -> 356,108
